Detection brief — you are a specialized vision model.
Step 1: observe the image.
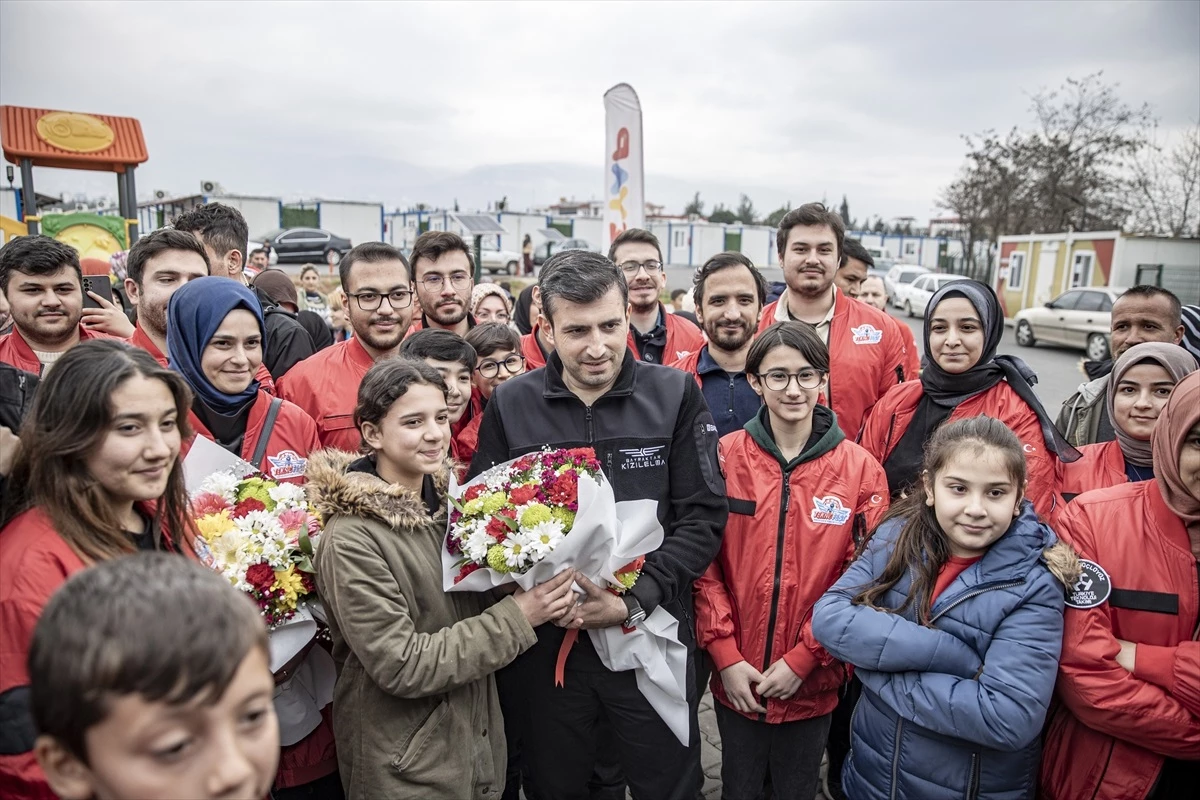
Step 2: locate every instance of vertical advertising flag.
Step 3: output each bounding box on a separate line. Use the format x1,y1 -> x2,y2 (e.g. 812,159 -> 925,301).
603,83 -> 644,249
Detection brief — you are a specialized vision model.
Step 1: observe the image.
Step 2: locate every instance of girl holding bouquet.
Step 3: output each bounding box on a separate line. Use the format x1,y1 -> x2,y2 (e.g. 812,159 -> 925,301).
812,416 -> 1079,800
309,358 -> 579,799
166,277 -> 320,485
0,340 -> 194,798
694,321 -> 889,800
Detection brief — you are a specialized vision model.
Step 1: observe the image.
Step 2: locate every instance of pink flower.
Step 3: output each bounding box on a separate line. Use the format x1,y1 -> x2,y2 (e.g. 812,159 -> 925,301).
277,509 -> 308,534
192,492 -> 232,516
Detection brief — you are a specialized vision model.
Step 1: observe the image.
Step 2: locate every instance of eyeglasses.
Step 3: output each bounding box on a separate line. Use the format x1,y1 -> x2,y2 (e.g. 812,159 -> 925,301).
756,368 -> 826,391
476,354 -> 526,378
348,289 -> 414,311
420,272 -> 472,291
618,260 -> 663,275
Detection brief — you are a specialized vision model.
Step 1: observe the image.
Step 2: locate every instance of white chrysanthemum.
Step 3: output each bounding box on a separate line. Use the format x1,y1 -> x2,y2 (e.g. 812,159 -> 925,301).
200,471 -> 240,502
500,530 -> 534,570
208,528 -> 249,570
268,483 -> 307,509
236,510 -> 285,539
526,519 -> 565,558
464,524 -> 495,562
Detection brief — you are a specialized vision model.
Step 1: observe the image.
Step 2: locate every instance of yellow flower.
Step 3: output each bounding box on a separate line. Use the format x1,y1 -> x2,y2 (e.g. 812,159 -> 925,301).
550,507 -> 575,531
520,503 -> 552,528
481,492 -> 509,515
272,566 -> 305,609
486,544 -> 511,573
463,497 -> 485,515
196,511 -> 236,542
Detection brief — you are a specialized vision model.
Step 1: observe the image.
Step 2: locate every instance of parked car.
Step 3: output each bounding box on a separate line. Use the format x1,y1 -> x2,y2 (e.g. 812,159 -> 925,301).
1013,287 -> 1126,361
533,237 -> 593,266
479,242 -> 523,275
253,228 -> 352,265
900,273 -> 969,318
884,264 -> 930,307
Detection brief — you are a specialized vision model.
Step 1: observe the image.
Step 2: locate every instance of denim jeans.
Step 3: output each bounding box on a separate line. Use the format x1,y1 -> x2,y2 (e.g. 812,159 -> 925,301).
713,701 -> 831,800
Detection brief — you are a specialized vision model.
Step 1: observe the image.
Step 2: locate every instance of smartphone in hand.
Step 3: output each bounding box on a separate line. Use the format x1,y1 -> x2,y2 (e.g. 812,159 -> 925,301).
83,276 -> 115,309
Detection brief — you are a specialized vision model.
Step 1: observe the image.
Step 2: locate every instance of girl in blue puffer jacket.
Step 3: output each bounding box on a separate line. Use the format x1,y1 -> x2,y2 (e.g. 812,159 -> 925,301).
813,415 -> 1078,800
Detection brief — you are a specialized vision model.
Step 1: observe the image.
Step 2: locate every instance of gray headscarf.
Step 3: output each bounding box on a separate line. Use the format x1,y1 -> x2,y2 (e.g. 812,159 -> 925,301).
1106,341 -> 1199,466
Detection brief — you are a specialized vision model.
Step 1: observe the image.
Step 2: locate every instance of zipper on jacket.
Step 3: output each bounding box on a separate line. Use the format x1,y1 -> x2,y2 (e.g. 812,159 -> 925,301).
966,752 -> 981,800
889,716 -> 904,800
929,580 -> 1025,624
585,406 -> 594,443
883,414 -> 897,459
759,468 -> 792,722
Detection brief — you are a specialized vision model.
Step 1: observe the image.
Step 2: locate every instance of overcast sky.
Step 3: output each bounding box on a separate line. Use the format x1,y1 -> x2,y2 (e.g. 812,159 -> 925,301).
2,0 -> 1197,224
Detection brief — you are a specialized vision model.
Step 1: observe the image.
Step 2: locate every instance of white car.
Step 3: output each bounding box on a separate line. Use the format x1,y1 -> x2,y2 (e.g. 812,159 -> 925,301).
479,243 -> 523,275
1014,287 -> 1126,361
884,264 -> 929,308
900,273 -> 970,318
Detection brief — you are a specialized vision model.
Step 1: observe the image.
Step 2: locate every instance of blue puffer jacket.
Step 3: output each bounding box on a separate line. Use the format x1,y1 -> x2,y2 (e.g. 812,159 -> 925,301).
812,502 -> 1068,800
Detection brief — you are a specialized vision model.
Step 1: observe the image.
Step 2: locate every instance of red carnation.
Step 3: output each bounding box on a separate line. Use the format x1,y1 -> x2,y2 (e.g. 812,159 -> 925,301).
486,516 -> 511,540
246,563 -> 275,594
463,484 -> 487,502
233,498 -> 266,518
546,471 -> 578,504
509,485 -> 539,506
454,562 -> 482,584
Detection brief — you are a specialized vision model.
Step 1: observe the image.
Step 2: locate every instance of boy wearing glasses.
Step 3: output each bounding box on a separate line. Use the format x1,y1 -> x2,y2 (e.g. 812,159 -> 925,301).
455,322 -> 526,465
407,231 -> 477,338
277,242 -> 415,451
608,229 -> 704,365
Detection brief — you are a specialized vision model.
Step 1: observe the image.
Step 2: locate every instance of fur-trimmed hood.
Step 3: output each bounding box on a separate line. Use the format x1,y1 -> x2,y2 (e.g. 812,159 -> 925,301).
304,448 -> 450,532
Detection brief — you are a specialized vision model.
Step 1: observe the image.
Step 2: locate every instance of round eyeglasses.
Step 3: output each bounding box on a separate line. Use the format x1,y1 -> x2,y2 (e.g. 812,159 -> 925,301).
348,289 -> 414,311
755,368 -> 826,391
618,260 -> 664,275
476,354 -> 526,378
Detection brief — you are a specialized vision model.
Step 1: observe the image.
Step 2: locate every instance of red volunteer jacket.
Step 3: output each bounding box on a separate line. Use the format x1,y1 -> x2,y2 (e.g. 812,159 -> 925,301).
0,326 -> 118,375
758,291 -> 907,438
859,379 -> 1061,518
1058,439 -> 1128,506
695,427 -> 889,723
897,320 -> 920,380
184,391 -> 321,485
521,323 -> 551,370
1040,481 -> 1200,800
668,349 -> 704,387
627,305 -> 705,364
276,336 -> 376,452
130,324 -> 276,395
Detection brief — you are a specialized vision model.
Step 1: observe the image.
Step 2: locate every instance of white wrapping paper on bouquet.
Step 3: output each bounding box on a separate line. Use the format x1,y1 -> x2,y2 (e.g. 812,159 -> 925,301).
442,458 -> 692,745
268,600 -> 335,746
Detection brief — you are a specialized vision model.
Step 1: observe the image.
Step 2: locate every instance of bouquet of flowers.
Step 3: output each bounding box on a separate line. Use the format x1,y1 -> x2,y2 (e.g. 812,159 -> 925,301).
191,471 -> 322,629
442,447 -> 691,746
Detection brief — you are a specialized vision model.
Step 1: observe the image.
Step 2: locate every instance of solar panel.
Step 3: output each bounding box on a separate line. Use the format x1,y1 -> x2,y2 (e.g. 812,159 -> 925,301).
452,214 -> 507,235
539,228 -> 567,242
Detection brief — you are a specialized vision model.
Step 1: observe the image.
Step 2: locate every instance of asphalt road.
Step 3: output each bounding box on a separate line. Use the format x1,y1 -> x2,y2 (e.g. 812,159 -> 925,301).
662,265 -> 1088,414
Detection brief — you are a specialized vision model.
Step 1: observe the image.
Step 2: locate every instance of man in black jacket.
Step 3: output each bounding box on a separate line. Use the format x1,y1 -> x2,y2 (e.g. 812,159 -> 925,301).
0,362 -> 38,502
470,250 -> 727,800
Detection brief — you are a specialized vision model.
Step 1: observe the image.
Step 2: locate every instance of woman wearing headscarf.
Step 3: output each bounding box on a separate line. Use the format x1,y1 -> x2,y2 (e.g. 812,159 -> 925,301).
513,283 -> 536,335
1040,371 -> 1200,800
470,282 -> 514,327
860,279 -> 1078,517
167,277 -> 341,799
1058,342 -> 1198,506
167,277 -> 321,486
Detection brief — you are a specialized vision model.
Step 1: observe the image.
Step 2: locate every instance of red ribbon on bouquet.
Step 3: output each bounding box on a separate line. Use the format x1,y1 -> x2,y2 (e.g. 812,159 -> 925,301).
553,558 -> 645,688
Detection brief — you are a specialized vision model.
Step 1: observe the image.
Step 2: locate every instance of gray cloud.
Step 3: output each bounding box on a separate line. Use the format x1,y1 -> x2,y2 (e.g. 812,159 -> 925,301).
1,0 -> 1196,223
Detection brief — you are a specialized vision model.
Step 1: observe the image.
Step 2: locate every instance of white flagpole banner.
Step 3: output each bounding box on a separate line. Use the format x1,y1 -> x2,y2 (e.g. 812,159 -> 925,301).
603,83 -> 644,249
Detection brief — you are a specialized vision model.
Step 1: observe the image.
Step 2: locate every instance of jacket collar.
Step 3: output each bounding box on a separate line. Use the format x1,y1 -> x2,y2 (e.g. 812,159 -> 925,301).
745,404 -> 843,471
972,501 -> 1057,582
542,348 -> 637,402
305,449 -> 450,531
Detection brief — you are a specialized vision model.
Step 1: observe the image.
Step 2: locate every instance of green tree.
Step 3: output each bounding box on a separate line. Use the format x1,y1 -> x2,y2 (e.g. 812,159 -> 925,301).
838,195 -> 851,228
735,194 -> 758,225
684,191 -> 705,217
709,203 -> 738,224
764,203 -> 792,228
872,217 -> 886,233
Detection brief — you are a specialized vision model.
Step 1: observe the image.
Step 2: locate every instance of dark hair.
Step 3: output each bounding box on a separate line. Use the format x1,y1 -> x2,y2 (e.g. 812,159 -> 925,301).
0,235 -> 81,292
607,228 -> 662,263
172,203 -> 249,262
354,358 -> 447,447
125,228 -> 211,287
400,327 -> 478,370
746,321 -> 831,375
2,340 -> 195,561
338,241 -> 410,292
539,250 -> 629,324
671,288 -> 686,301
1115,285 -> 1183,328
29,553 -> 267,763
248,248 -> 266,259
776,202 -> 846,265
852,416 -> 1028,625
841,237 -> 875,269
465,321 -> 521,358
692,251 -> 768,309
410,230 -> 473,279
300,264 -> 320,280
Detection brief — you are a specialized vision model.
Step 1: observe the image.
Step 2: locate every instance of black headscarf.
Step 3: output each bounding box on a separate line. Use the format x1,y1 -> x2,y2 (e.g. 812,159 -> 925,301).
883,280 -> 1080,496
513,284 -> 536,335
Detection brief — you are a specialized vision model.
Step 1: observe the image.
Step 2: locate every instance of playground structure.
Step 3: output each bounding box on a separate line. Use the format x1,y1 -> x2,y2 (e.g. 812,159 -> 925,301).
0,105 -> 148,252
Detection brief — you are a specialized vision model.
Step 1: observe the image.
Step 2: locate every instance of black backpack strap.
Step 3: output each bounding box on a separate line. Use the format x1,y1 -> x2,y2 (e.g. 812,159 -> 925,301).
251,397 -> 285,470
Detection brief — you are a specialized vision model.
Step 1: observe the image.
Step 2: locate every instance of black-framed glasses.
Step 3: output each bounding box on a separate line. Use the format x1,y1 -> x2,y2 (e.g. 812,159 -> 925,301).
756,368 -> 826,391
476,354 -> 526,378
348,289 -> 414,311
420,272 -> 472,291
618,260 -> 663,275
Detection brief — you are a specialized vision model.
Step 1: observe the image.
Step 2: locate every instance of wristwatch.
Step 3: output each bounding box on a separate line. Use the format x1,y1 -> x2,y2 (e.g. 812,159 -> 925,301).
621,595 -> 647,628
